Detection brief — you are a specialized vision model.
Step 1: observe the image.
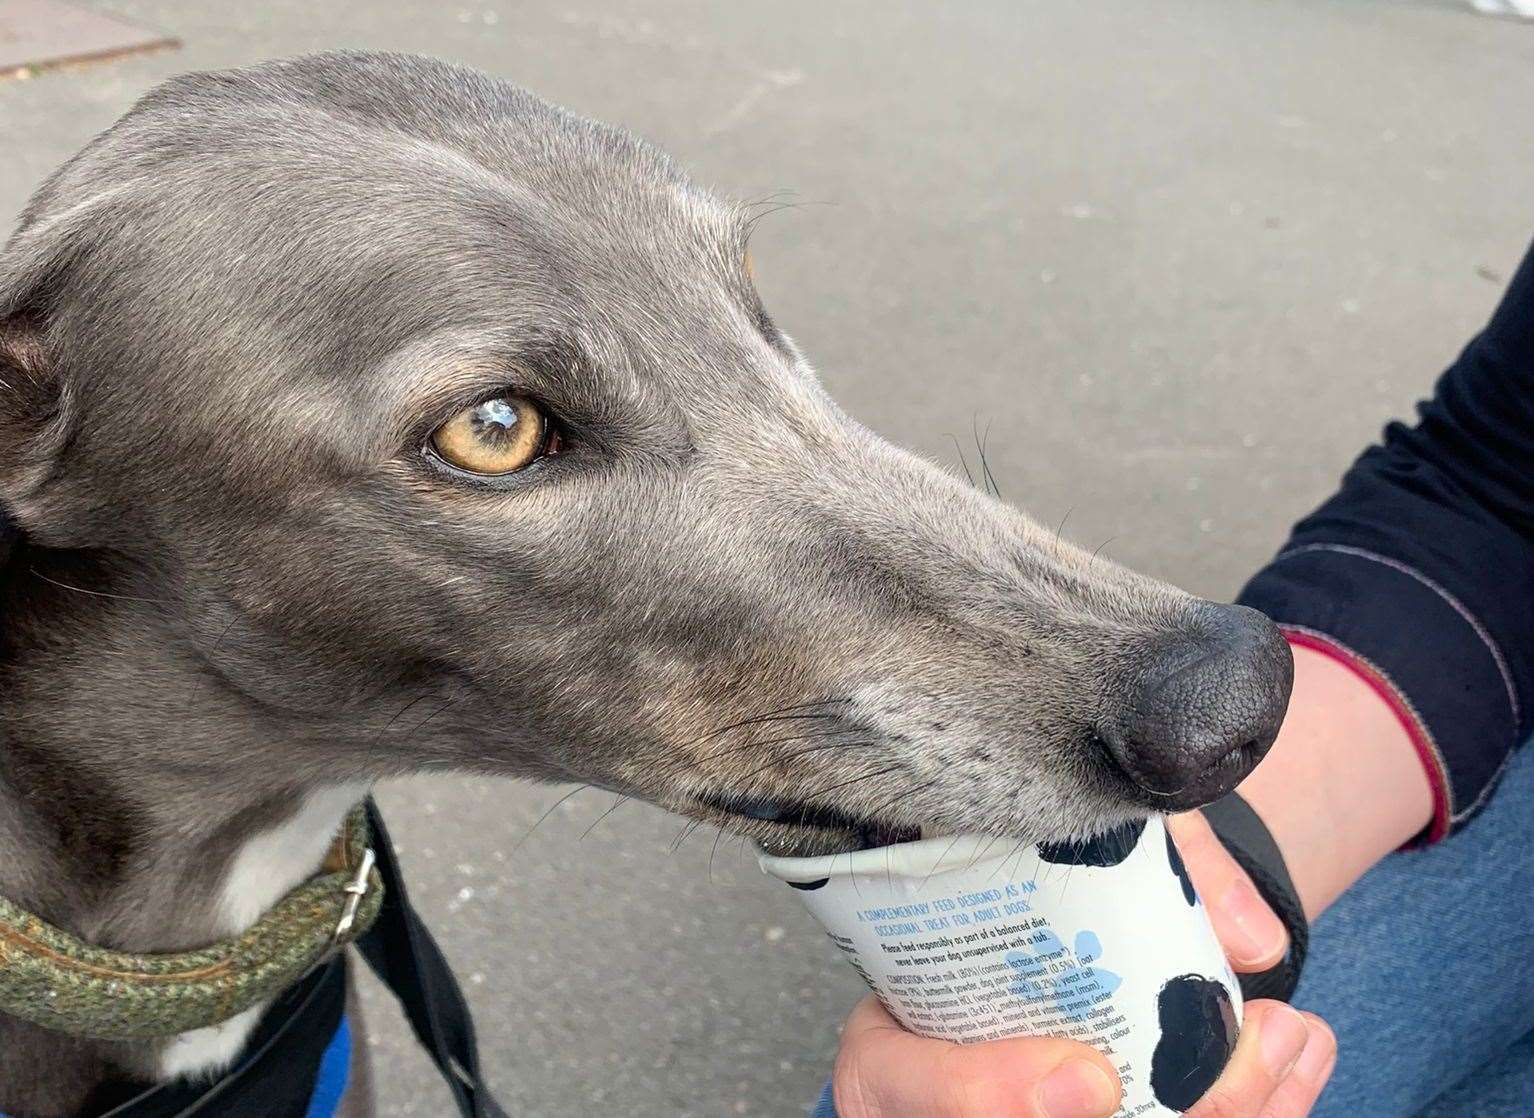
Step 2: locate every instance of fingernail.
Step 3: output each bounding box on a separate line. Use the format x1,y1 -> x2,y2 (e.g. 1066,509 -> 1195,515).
1218,877 -> 1287,965
1260,1006 -> 1310,1079
1293,1017 -> 1336,1082
1038,1058 -> 1118,1118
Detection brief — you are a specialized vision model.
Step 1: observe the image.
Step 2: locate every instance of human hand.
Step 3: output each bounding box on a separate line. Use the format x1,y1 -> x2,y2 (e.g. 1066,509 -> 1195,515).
832,990 -> 1333,1118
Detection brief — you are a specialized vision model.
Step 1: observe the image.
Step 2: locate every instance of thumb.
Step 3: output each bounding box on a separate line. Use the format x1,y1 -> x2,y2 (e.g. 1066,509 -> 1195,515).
834,995 -> 1123,1118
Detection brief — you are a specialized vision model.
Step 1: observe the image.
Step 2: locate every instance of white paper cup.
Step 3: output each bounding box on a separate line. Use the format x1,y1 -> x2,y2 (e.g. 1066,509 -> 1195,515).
759,816 -> 1241,1116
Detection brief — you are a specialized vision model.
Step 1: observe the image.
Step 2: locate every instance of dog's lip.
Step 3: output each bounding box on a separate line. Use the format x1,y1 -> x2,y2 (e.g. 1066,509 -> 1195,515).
694,791 -> 922,852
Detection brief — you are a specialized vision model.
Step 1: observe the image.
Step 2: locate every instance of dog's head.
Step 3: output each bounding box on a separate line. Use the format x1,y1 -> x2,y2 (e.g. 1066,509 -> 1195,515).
0,53 -> 1289,854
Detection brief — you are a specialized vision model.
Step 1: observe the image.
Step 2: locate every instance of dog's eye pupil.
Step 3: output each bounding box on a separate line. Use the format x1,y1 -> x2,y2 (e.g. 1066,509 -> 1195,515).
430,394 -> 550,475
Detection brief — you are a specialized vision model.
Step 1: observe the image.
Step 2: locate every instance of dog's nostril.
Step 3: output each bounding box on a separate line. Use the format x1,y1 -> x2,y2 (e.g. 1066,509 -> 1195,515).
1104,603 -> 1293,805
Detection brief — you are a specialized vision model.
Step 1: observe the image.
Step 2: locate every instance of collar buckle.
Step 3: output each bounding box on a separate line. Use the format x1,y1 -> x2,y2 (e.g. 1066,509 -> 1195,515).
333,846 -> 376,943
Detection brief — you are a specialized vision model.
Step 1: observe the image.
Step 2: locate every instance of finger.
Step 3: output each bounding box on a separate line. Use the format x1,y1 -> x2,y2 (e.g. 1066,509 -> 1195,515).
1168,810 -> 1289,971
1259,1013 -> 1337,1118
834,994 -> 1122,1118
1186,1000 -> 1312,1118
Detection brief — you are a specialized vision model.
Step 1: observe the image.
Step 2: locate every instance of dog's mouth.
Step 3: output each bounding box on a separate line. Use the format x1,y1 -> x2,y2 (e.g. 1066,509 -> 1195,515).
694,791 -> 923,855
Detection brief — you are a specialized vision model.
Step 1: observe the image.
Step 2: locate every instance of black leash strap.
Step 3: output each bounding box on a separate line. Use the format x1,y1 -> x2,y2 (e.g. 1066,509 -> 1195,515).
357,798 -> 511,1118
1200,791 -> 1309,1002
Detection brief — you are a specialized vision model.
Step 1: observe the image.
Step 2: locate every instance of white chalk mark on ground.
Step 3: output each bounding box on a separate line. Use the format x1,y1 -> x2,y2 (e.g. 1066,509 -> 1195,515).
706,69 -> 806,137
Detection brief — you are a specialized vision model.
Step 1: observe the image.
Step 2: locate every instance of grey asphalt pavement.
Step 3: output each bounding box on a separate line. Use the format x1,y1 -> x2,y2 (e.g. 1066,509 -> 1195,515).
4,2 -> 1534,1114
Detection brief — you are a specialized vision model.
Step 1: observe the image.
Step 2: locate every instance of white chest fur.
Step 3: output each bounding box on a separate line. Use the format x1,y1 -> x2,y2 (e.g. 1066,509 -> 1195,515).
156,783 -> 368,1081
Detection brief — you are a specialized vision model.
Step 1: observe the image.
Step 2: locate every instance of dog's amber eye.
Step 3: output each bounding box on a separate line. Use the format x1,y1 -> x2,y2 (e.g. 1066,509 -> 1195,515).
430,395 -> 553,475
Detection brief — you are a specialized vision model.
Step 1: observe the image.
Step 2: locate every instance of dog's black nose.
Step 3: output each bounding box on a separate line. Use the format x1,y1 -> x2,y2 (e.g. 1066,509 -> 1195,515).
1102,604 -> 1293,808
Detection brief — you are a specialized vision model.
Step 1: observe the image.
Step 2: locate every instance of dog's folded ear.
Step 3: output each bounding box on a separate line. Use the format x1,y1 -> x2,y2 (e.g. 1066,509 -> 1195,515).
0,308 -> 67,464
0,241 -> 78,530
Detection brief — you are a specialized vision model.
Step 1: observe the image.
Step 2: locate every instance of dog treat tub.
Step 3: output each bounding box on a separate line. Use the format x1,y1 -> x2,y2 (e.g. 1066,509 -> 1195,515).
760,816 -> 1241,1117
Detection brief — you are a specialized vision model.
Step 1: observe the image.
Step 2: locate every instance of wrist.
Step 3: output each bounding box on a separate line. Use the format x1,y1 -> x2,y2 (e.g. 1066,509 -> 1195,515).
1234,636 -> 1435,920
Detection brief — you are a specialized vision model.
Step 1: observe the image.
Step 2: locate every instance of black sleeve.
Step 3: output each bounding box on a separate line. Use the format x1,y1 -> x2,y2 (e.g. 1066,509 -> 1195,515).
1237,235 -> 1534,844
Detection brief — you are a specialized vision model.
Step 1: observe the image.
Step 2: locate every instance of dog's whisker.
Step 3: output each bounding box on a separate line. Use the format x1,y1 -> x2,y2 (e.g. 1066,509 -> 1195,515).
792,764 -> 906,821
399,696 -> 858,792
971,414 -> 1003,499
663,722 -> 864,779
707,826 -> 728,886
28,567 -> 171,604
946,432 -> 977,489
981,418 -> 1000,494
739,188 -> 801,213
361,692 -> 446,770
690,737 -> 875,797
578,793 -> 632,841
181,615 -> 241,722
988,837 -> 1031,884
677,697 -> 851,752
961,833 -> 1008,877
918,834 -> 966,891
860,779 -> 936,831
759,737 -> 876,775
1054,506 -> 1074,560
669,817 -> 706,855
740,197 -> 835,240
648,698 -> 855,778
398,698 -> 460,754
659,720 -> 852,772
510,783 -> 592,856
851,777 -> 937,892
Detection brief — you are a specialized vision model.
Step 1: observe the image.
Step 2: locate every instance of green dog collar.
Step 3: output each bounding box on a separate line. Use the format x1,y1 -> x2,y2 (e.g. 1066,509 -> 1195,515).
0,805 -> 383,1041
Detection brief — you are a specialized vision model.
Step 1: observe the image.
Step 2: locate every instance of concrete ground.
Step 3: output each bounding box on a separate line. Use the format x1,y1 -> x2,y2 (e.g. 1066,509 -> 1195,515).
3,1 -> 1533,1114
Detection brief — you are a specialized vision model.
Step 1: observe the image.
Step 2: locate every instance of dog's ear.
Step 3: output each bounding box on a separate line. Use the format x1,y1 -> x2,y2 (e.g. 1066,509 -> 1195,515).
0,245 -> 78,529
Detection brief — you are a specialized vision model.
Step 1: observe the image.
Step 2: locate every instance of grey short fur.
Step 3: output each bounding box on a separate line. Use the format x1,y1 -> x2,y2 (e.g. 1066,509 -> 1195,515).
0,52 -> 1287,1117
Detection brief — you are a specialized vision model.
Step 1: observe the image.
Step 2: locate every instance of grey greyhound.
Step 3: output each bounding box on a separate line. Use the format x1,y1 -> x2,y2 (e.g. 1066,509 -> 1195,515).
0,52 -> 1291,1118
